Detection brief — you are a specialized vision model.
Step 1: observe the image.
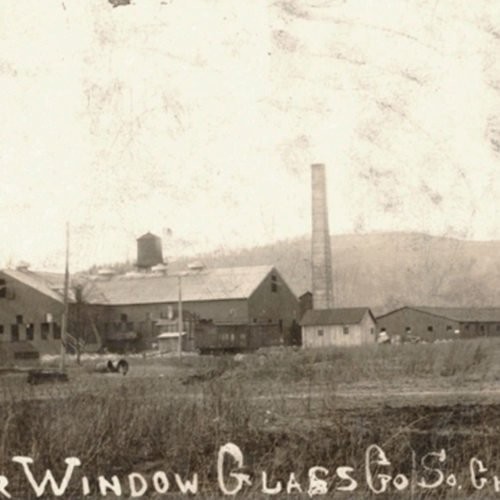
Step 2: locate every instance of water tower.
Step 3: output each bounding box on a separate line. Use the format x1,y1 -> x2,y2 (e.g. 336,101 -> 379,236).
136,232 -> 163,270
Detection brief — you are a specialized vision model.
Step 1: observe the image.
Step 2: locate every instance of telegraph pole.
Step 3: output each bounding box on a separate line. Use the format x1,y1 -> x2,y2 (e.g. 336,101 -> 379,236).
60,222 -> 70,372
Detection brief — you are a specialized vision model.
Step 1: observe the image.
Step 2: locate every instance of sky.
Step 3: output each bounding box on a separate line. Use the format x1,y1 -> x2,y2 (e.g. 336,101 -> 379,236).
1,0 -> 499,271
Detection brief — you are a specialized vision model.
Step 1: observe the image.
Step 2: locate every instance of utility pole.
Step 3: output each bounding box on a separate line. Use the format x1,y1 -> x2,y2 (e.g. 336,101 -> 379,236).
60,222 -> 70,372
177,274 -> 183,358
75,285 -> 82,366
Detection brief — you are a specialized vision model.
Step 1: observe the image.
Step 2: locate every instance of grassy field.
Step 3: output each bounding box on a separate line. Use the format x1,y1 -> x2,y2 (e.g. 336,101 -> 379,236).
1,338 -> 500,498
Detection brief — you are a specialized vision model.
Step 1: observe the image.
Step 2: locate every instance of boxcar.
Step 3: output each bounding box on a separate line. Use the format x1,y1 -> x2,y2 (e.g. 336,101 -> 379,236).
195,321 -> 281,354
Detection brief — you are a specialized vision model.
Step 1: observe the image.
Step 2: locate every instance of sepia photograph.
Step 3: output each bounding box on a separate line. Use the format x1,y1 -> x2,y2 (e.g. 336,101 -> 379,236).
1,0 -> 500,497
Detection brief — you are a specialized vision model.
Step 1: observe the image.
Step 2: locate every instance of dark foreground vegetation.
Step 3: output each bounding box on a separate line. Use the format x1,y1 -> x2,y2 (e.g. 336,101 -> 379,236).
1,339 -> 500,498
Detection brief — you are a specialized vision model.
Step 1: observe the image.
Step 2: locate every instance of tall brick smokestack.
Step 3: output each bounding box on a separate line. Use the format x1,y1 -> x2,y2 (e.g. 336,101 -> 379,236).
311,163 -> 334,309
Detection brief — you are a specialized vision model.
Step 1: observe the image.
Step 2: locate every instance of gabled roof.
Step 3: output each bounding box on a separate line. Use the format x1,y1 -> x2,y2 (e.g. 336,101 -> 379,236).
377,306 -> 500,323
301,307 -> 374,327
1,269 -> 66,303
86,265 -> 276,305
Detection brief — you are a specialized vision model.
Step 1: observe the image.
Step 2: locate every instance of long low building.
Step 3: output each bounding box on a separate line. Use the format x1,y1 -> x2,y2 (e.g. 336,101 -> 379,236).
376,306 -> 500,342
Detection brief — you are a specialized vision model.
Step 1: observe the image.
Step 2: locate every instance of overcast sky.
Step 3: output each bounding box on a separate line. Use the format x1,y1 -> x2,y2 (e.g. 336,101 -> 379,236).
1,0 -> 499,270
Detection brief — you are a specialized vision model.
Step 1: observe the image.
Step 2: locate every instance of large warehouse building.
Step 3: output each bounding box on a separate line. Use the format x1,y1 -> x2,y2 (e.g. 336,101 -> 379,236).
85,264 -> 299,351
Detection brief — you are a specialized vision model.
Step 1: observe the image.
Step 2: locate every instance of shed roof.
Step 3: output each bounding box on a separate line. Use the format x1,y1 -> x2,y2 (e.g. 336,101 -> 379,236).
377,306 -> 500,323
85,265 -> 276,305
157,332 -> 186,339
301,308 -> 373,326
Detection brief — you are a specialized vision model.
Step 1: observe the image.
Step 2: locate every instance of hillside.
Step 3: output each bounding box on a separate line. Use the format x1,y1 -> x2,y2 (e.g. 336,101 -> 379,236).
166,232 -> 500,316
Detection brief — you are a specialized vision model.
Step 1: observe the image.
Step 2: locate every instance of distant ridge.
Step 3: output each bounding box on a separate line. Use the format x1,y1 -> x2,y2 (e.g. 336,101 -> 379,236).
90,232 -> 500,316
168,232 -> 500,316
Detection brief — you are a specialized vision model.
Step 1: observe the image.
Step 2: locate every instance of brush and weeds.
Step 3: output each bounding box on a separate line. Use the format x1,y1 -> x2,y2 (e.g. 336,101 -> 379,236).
1,338 -> 500,498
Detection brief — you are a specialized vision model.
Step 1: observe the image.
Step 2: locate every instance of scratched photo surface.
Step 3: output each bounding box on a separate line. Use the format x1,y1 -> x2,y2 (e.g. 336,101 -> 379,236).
1,0 -> 500,498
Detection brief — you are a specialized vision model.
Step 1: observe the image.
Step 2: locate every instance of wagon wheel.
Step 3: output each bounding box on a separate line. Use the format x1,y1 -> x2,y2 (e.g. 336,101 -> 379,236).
117,360 -> 129,375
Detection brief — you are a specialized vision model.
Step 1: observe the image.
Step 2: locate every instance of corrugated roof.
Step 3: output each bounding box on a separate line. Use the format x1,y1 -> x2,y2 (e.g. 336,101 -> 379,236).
1,269 -> 66,303
409,306 -> 500,322
301,307 -> 372,326
86,265 -> 275,305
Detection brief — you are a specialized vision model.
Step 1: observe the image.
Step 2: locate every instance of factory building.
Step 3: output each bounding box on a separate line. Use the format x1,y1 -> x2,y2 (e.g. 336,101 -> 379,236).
0,230 -> 300,355
376,306 -> 500,342
85,264 -> 300,351
301,308 -> 376,348
0,268 -> 66,355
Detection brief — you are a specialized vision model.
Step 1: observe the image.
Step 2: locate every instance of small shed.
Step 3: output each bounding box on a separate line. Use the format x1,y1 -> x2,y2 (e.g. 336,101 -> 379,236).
301,308 -> 376,348
157,332 -> 186,353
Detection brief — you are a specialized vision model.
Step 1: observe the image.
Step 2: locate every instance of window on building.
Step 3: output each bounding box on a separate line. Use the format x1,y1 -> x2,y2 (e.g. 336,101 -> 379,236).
405,327 -> 411,332
343,326 -> 349,335
279,319 -> 283,332
41,323 -> 50,340
465,324 -> 470,331
480,325 -> 485,333
26,323 -> 34,341
271,275 -> 278,293
497,325 -> 500,332
53,323 -> 61,340
370,327 -> 374,335
10,325 -> 19,342
0,325 -> 4,335
0,279 -> 6,298
427,326 -> 434,332
16,315 -> 23,325
446,325 -> 452,331
317,329 -> 324,337
120,313 -> 128,322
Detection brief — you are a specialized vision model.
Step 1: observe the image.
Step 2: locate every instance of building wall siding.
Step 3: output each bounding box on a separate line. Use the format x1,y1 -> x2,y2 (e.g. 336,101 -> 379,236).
376,308 -> 460,342
87,299 -> 249,349
0,272 -> 63,354
460,322 -> 500,338
302,311 -> 375,348
248,269 -> 300,343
